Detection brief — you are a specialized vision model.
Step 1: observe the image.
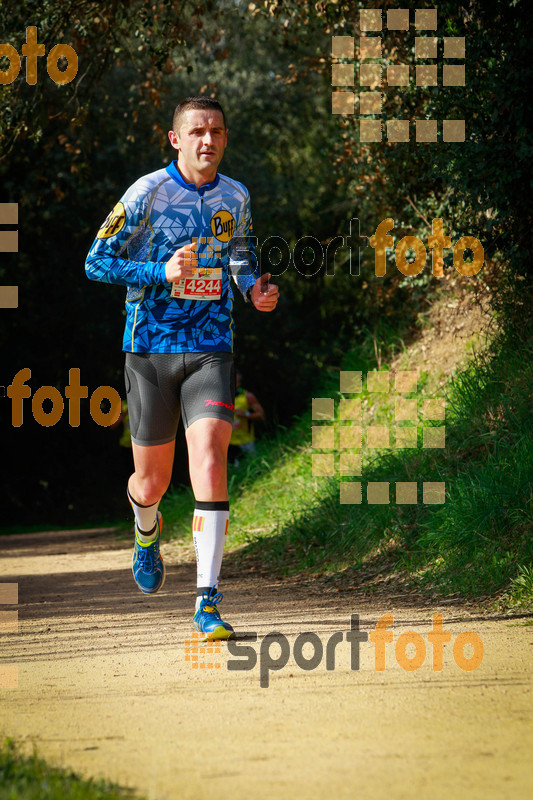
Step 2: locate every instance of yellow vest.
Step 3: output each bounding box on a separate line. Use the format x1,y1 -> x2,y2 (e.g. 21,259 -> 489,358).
230,390 -> 255,445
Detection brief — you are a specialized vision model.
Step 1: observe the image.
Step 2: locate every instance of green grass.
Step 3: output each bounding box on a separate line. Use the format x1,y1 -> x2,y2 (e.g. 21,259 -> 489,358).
162,318 -> 533,609
6,289 -> 528,612
0,739 -> 139,800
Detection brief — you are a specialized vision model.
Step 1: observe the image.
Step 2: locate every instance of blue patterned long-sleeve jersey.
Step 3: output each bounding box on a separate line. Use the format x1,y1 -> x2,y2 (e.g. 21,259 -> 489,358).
85,161 -> 259,353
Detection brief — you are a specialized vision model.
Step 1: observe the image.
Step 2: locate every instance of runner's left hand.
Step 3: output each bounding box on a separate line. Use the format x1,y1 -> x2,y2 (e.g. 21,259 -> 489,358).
250,273 -> 279,312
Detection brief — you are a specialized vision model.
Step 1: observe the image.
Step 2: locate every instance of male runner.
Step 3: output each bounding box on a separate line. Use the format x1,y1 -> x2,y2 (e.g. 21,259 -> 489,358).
85,97 -> 279,639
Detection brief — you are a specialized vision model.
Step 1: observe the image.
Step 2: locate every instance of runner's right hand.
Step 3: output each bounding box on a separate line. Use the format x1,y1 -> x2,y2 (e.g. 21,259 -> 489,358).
165,241 -> 198,282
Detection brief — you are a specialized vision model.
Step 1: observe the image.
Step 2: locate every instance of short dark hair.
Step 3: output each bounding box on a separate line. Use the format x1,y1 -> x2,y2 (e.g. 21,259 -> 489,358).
172,97 -> 227,132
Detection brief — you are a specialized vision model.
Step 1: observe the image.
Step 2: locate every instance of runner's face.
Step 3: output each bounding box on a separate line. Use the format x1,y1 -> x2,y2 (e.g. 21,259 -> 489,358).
174,109 -> 227,180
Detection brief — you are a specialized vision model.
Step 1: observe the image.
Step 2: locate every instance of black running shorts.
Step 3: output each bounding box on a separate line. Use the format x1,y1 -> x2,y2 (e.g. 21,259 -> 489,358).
124,352 -> 235,446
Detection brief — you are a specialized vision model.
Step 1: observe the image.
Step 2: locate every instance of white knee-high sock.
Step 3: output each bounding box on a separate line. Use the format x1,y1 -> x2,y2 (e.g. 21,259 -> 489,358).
127,486 -> 159,539
192,501 -> 229,607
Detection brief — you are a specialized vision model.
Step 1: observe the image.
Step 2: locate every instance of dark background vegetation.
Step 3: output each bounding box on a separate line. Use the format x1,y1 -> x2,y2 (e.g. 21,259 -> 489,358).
0,0 -> 531,528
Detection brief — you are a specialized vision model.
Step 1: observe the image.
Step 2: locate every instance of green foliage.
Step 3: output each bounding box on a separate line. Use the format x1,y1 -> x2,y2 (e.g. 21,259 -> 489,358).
502,565 -> 533,609
262,0 -> 533,316
0,739 -> 139,800
0,0 -> 201,156
0,0 -> 531,529
214,318 -> 533,605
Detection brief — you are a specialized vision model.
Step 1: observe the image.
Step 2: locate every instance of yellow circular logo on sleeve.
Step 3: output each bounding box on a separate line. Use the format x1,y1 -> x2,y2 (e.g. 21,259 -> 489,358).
97,201 -> 126,239
210,210 -> 236,242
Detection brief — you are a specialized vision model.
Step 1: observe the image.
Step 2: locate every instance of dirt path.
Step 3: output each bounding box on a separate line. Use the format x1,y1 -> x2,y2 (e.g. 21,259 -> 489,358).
1,528 -> 532,800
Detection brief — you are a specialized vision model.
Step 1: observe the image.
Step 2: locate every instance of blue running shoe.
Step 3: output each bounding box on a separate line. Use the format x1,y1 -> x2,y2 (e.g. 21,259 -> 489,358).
193,588 -> 234,640
132,512 -> 165,594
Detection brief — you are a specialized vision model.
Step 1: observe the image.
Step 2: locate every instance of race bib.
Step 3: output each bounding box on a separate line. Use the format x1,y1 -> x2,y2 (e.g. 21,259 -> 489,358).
171,268 -> 222,301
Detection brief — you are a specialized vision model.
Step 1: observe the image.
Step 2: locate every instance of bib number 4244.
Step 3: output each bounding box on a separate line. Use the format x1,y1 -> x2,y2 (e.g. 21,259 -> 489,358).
171,277 -> 222,301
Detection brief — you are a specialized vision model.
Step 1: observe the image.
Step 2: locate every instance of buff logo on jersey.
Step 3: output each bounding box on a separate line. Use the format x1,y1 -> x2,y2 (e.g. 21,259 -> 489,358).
97,202 -> 126,239
211,210 -> 235,242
